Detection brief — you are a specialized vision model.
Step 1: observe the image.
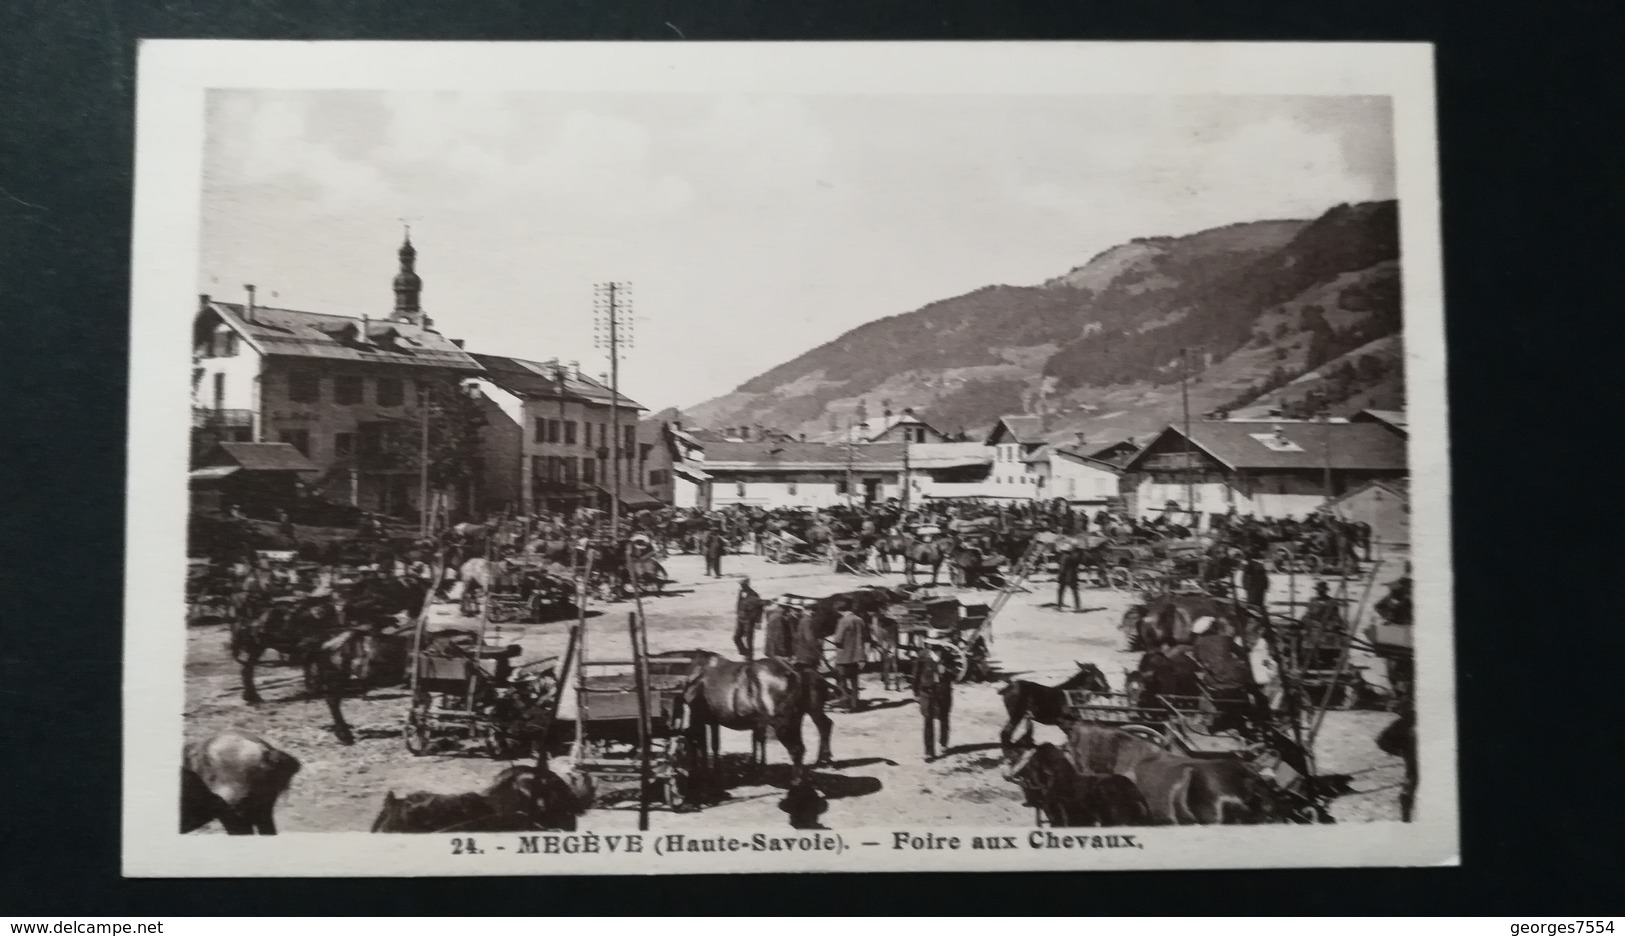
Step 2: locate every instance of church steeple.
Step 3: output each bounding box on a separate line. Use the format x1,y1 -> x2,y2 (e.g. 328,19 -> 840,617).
391,226 -> 424,325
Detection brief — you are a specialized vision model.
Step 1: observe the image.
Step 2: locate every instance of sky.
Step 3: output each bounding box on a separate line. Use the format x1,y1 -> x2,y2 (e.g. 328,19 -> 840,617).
200,92 -> 1395,411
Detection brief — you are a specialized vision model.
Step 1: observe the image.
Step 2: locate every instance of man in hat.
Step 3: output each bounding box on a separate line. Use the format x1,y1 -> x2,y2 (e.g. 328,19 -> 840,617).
735,577 -> 765,659
1241,551 -> 1270,612
762,600 -> 796,659
830,599 -> 868,711
1054,540 -> 1083,612
702,527 -> 725,578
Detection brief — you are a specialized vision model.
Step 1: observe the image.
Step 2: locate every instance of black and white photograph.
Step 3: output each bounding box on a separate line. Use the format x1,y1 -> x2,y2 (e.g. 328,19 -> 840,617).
124,41 -> 1455,874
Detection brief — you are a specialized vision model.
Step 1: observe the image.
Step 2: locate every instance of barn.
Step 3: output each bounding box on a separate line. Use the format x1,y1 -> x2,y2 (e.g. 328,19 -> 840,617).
1321,478 -> 1410,551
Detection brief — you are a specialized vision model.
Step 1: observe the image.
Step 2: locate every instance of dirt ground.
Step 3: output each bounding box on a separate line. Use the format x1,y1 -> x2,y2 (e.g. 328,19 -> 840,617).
184,551 -> 1409,832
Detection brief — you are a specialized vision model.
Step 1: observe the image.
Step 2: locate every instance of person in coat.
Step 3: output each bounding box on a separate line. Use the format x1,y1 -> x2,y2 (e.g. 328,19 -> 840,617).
831,601 -> 868,711
734,578 -> 765,659
702,529 -> 725,577
1054,541 -> 1083,611
762,602 -> 795,659
1242,553 -> 1270,611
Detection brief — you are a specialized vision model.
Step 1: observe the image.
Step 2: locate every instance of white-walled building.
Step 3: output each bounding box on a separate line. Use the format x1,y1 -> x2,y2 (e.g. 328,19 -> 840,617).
982,415 -> 1048,501
189,234 -> 483,516
702,441 -> 905,509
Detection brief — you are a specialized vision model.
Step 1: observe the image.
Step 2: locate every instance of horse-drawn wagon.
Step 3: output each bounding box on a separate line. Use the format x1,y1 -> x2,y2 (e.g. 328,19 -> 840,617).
404,632 -> 560,758
469,555 -> 577,622
763,530 -> 820,564
891,594 -> 992,683
571,654 -> 700,810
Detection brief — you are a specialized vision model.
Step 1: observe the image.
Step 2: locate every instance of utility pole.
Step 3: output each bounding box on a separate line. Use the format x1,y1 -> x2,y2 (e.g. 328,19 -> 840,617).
1181,347 -> 1195,524
418,382 -> 431,537
844,419 -> 856,507
901,430 -> 911,511
594,282 -> 633,537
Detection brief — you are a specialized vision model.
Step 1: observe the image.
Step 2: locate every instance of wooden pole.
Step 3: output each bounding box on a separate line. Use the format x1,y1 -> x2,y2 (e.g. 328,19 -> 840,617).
628,561 -> 654,830
419,383 -> 431,537
573,552 -> 595,761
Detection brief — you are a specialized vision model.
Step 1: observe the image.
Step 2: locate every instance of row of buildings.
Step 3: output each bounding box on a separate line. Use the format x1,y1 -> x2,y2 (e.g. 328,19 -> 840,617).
189,235 -> 1408,543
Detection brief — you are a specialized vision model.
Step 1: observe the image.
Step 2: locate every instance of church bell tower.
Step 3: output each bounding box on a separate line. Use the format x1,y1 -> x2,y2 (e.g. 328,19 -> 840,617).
391,227 -> 425,326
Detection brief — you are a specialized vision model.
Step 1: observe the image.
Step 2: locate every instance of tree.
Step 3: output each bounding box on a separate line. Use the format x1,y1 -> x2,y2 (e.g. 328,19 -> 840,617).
383,376 -> 488,520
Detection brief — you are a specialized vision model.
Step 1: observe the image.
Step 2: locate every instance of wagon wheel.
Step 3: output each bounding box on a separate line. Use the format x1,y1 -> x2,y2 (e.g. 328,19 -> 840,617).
1107,566 -> 1137,591
933,643 -> 969,683
404,708 -> 432,755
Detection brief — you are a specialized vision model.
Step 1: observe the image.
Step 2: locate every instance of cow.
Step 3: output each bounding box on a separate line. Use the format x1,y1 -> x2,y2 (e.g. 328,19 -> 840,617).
1003,743 -> 1150,827
997,662 -> 1112,748
181,730 -> 301,835
371,764 -> 593,833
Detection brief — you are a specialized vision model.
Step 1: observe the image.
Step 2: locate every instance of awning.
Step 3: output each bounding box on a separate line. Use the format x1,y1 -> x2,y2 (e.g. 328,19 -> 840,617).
672,463 -> 712,481
590,483 -> 664,510
188,465 -> 241,482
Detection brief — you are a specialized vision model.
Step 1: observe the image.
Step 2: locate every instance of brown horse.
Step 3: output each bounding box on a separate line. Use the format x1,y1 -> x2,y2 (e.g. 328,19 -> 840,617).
233,595 -> 345,705
903,536 -> 954,585
1003,742 -> 1150,827
998,662 -> 1113,748
181,730 -> 301,835
681,651 -> 834,779
302,626 -> 411,745
370,764 -> 592,833
1062,725 -> 1285,825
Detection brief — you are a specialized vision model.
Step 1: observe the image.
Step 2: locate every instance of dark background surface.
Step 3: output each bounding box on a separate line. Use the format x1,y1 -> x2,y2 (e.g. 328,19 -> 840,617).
1,0 -> 1621,916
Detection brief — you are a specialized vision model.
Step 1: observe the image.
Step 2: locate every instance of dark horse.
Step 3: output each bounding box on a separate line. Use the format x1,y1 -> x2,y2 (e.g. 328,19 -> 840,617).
1063,724 -> 1286,825
370,764 -> 592,833
1003,742 -> 1150,827
681,651 -> 834,781
997,662 -> 1112,748
298,576 -> 431,744
902,536 -> 955,586
233,594 -> 344,705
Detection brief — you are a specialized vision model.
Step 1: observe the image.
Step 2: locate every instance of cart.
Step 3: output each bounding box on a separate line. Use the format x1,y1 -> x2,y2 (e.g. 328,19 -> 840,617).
763,530 -> 819,564
572,653 -> 699,810
472,556 -> 578,622
404,634 -> 560,758
893,595 -> 992,683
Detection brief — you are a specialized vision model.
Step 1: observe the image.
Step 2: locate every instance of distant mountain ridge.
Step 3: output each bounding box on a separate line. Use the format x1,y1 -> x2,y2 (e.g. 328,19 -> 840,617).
686,200 -> 1403,444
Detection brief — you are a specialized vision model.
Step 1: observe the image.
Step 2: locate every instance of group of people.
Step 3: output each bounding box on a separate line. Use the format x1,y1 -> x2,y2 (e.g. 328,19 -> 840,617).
732,579 -> 870,711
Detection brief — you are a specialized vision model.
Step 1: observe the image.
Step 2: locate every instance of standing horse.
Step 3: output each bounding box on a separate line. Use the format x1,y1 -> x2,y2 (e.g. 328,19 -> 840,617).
233,595 -> 345,705
1063,725 -> 1286,825
997,662 -> 1112,748
680,651 -> 834,781
903,536 -> 954,586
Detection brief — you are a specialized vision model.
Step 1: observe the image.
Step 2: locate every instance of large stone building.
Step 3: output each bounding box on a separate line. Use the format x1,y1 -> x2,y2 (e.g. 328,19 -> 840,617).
189,233 -> 483,516
470,354 -> 654,515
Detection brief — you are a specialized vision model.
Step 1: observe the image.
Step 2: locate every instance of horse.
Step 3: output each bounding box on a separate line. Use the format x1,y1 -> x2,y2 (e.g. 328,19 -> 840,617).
1062,725 -> 1286,825
232,594 -> 345,705
680,651 -> 834,781
873,533 -> 910,573
302,625 -> 412,745
1122,649 -> 1203,717
370,764 -> 593,833
181,730 -> 301,835
997,662 -> 1113,748
903,536 -> 954,586
1003,742 -> 1150,827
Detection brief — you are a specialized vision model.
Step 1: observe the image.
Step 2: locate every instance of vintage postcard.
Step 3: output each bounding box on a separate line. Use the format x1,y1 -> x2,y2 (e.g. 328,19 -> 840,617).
125,40 -> 1456,875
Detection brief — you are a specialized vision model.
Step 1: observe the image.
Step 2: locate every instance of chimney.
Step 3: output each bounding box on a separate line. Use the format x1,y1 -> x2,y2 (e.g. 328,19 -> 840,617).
903,407 -> 915,417
1075,431 -> 1087,448
670,417 -> 682,431
360,312 -> 369,342
199,293 -> 211,312
243,284 -> 256,324
451,338 -> 464,348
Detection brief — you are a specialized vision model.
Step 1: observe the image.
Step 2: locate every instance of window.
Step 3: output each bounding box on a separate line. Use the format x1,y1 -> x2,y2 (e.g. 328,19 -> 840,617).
836,480 -> 848,495
534,418 -> 546,444
736,482 -> 746,497
212,373 -> 225,410
279,428 -> 310,457
334,432 -> 355,462
335,376 -> 364,405
562,457 -> 578,483
376,378 -> 403,407
287,372 -> 320,403
358,422 -> 394,459
624,425 -> 636,453
547,419 -> 561,444
649,469 -> 667,487
564,420 -> 576,445
786,482 -> 798,496
531,456 -> 548,487
582,458 -> 597,484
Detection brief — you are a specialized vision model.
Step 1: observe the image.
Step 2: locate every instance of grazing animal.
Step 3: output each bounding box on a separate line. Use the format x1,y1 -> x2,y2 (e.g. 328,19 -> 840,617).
1062,725 -> 1285,825
998,662 -> 1112,747
371,764 -> 593,833
681,651 -> 834,779
1376,710 -> 1417,821
1003,743 -> 1150,827
181,730 -> 301,835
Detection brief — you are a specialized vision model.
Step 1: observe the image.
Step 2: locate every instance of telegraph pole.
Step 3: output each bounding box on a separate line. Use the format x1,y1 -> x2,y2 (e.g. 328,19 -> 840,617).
844,419 -> 856,507
418,383 -> 431,537
1181,348 -> 1195,524
594,282 -> 634,537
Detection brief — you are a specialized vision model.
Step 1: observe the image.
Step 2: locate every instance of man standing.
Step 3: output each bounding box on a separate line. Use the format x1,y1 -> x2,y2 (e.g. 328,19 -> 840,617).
1242,552 -> 1270,611
831,600 -> 868,711
1055,541 -> 1083,611
763,601 -> 795,659
735,577 -> 765,659
913,648 -> 952,760
703,527 -> 725,578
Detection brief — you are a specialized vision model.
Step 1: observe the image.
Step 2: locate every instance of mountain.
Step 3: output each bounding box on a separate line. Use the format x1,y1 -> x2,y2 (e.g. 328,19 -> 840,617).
684,200 -> 1403,444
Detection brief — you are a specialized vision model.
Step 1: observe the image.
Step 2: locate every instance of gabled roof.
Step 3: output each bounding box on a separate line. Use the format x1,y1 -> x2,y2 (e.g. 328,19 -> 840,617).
201,301 -> 482,371
986,415 -> 1047,446
1021,444 -> 1051,465
1323,477 -> 1410,509
858,411 -> 941,441
471,354 -> 645,410
1124,422 -> 1407,472
209,442 -> 318,473
1352,409 -> 1408,435
1051,445 -> 1126,474
703,441 -> 906,471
